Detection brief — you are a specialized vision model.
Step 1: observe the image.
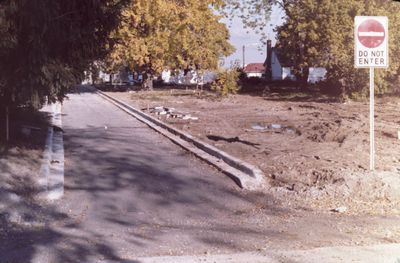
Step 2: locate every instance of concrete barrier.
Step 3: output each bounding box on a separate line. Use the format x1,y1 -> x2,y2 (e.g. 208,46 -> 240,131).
97,90 -> 266,190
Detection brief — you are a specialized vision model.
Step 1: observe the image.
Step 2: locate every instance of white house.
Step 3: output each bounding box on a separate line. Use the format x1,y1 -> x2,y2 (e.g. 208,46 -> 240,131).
243,63 -> 265,78
162,70 -> 216,85
264,40 -> 326,83
268,47 -> 296,81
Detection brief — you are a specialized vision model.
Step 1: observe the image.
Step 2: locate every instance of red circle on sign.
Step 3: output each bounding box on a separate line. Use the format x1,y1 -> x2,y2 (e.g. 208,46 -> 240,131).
357,19 -> 385,48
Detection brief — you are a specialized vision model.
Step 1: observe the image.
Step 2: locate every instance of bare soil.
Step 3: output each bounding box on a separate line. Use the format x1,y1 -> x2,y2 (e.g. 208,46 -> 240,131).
108,88 -> 400,215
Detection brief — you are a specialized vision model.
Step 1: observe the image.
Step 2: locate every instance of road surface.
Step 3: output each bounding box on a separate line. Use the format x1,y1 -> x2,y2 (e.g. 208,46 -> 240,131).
38,89 -> 280,262
2,88 -> 400,263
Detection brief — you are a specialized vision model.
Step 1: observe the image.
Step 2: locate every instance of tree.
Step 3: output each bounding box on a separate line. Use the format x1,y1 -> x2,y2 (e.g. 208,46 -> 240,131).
106,0 -> 235,89
0,0 -> 126,108
229,0 -> 400,96
275,0 -> 400,96
274,0 -> 337,90
0,0 -> 126,140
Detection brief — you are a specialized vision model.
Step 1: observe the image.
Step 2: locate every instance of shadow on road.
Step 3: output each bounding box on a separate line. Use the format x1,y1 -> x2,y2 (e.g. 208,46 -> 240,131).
55,106 -> 287,260
2,88 -> 289,262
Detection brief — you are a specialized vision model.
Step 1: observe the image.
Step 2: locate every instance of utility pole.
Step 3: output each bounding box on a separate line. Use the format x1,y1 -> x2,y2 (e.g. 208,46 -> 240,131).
242,43 -> 264,69
242,45 -> 245,68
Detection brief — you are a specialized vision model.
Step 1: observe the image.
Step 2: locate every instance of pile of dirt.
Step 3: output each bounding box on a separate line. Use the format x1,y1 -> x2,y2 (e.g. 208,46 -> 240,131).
109,89 -> 400,215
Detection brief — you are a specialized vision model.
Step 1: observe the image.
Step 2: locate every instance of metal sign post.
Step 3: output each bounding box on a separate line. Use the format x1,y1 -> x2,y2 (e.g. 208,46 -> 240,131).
369,68 -> 374,170
355,16 -> 388,171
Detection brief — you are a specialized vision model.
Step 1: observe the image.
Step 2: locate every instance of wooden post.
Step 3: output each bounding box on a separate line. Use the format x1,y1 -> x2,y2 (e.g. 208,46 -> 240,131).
6,106 -> 9,142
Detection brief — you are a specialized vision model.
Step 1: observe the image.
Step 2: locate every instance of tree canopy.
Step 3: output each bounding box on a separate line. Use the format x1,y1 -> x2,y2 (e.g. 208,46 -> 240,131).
0,0 -> 126,109
229,0 -> 400,96
106,0 -> 235,76
0,0 -> 239,109
275,0 -> 400,95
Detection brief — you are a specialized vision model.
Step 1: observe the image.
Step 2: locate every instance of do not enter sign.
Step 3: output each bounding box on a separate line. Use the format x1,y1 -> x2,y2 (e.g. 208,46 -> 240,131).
354,16 -> 389,171
355,16 -> 388,68
358,19 -> 385,48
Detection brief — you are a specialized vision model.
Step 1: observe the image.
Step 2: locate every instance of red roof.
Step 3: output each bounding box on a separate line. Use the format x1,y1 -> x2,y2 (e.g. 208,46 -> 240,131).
243,63 -> 265,73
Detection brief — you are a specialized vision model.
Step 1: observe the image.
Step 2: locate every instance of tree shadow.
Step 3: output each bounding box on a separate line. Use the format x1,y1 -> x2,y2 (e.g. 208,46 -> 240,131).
0,110 -> 142,262
0,160 -> 144,263
1,88 -> 357,262
51,106 -> 291,260
2,102 -> 288,262
0,187 -> 142,263
206,135 -> 261,148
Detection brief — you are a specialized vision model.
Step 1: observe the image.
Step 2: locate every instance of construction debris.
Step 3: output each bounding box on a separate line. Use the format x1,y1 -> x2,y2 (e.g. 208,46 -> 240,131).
143,106 -> 199,121
331,206 -> 347,213
249,123 -> 297,134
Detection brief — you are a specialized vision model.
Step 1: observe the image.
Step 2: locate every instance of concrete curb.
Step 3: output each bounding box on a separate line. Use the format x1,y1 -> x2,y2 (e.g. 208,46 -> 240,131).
38,103 -> 64,201
38,127 -> 53,191
96,90 -> 265,190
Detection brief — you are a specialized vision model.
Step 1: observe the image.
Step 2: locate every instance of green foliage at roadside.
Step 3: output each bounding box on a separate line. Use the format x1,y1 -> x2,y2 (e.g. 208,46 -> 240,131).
106,0 -> 235,75
0,0 -> 126,109
232,0 -> 400,97
0,0 -> 237,113
277,0 -> 400,96
211,68 -> 240,96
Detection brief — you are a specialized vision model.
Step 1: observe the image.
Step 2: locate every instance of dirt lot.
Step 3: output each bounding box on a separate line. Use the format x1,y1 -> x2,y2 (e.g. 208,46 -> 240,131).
108,88 -> 400,215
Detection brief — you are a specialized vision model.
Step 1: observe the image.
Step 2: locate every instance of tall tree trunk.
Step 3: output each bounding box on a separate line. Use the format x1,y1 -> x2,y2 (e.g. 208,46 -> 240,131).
142,73 -> 154,90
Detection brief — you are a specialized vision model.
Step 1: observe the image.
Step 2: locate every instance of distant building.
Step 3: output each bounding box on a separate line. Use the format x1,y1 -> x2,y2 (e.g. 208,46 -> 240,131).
264,40 -> 296,81
264,40 -> 326,83
162,70 -> 216,85
86,67 -> 216,86
90,69 -> 139,85
307,67 -> 327,83
243,63 -> 265,78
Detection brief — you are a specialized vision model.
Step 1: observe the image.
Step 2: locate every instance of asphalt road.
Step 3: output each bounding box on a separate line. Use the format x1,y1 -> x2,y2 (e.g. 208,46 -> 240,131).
2,88 -> 400,263
33,88 -> 284,262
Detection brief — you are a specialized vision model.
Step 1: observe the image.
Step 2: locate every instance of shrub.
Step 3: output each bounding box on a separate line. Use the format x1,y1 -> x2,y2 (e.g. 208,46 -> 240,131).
211,68 -> 240,96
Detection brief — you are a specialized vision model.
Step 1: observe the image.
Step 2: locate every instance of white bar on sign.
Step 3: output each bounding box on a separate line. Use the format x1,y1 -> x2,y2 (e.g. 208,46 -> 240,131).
358,32 -> 385,37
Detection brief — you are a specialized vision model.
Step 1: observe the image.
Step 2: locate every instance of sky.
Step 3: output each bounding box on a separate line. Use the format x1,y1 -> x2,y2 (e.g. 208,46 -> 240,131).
222,4 -> 285,68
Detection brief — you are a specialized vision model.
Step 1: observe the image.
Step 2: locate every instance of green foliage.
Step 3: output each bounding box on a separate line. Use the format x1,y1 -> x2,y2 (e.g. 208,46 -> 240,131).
275,0 -> 400,96
211,68 -> 240,96
233,0 -> 400,97
107,0 -> 235,75
275,0 -> 333,88
0,0 -> 126,109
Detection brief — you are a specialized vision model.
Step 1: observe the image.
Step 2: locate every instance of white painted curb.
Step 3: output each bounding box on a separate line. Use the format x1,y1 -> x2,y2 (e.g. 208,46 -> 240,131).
38,103 -> 64,201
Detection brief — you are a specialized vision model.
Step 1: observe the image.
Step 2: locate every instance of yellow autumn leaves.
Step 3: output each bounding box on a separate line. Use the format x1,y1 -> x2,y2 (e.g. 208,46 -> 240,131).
108,0 -> 235,74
